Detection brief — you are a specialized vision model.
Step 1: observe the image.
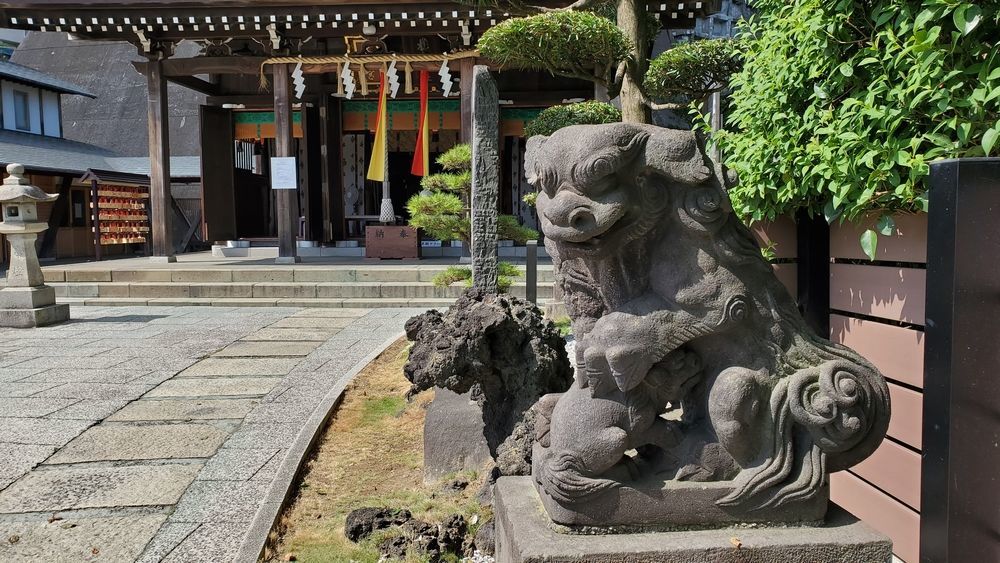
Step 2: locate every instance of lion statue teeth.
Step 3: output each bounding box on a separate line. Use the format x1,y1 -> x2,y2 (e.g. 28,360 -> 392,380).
525,123 -> 891,528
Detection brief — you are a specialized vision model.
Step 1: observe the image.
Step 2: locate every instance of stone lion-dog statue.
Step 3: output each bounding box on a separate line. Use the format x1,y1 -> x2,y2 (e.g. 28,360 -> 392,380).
525,123 -> 890,527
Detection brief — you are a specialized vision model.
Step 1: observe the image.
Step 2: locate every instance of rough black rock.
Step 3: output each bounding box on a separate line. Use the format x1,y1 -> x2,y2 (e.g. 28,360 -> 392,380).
403,520 -> 441,560
405,288 -> 573,457
438,514 -> 467,554
344,507 -> 411,542
377,535 -> 409,560
473,518 -> 496,556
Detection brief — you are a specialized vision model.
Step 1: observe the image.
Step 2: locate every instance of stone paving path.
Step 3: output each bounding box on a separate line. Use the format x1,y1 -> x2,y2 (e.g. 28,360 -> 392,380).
0,305 -> 422,562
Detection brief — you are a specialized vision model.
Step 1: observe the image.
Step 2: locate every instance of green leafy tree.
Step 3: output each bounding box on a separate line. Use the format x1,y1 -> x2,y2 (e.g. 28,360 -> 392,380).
524,100 -> 622,137
476,2 -> 742,123
406,144 -> 539,245
716,0 -> 1000,258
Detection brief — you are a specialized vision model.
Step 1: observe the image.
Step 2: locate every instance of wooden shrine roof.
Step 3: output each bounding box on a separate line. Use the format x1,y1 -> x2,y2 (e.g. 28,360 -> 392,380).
0,1 -> 721,41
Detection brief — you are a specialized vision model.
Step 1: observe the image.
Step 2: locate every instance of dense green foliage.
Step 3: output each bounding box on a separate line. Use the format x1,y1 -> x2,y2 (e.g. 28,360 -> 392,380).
645,38 -> 743,103
431,263 -> 522,291
718,0 -> 1000,229
524,101 -> 622,137
407,144 -> 539,245
478,10 -> 630,83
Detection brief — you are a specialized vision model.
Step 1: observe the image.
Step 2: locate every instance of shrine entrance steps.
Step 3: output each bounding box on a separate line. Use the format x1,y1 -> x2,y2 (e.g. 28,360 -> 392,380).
40,262 -> 555,309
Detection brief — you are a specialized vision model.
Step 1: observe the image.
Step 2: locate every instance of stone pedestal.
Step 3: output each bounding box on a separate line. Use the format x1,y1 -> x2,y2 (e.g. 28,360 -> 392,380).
494,477 -> 892,563
0,245 -> 69,328
423,389 -> 491,484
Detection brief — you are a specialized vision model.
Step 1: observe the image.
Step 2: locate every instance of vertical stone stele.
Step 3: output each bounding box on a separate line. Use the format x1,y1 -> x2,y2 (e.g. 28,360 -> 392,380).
0,163 -> 70,327
470,65 -> 500,292
491,124 -> 893,562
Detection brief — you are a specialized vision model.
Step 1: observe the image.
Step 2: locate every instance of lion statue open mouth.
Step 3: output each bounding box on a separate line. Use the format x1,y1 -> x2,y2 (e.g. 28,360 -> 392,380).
524,123 -> 890,528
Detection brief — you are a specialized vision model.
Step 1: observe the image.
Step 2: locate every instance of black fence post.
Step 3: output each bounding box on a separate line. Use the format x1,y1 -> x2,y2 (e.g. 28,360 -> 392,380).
921,157 -> 1000,563
795,209 -> 830,337
526,239 -> 537,304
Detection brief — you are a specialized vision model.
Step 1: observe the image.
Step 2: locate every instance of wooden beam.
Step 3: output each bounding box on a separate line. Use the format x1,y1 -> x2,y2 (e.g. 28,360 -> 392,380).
273,63 -> 300,264
133,57 -> 266,77
146,56 -> 176,262
167,75 -> 221,96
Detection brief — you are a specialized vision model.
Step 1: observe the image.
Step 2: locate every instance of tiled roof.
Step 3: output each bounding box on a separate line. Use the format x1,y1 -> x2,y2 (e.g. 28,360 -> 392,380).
0,129 -> 199,179
0,59 -> 95,97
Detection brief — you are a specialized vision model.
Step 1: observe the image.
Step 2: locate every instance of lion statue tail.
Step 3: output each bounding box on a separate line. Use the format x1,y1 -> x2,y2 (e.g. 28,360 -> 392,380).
717,358 -> 890,509
536,450 -> 620,504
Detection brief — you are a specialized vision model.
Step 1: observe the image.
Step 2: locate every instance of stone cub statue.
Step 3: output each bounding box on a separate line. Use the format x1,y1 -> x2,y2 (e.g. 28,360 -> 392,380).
525,123 -> 890,522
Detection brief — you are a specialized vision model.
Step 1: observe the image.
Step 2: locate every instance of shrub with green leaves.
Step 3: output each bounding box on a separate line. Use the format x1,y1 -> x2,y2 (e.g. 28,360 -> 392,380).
431,263 -> 522,292
524,101 -> 622,138
478,10 -> 631,84
407,144 -> 539,245
717,0 -> 1000,257
644,38 -> 743,106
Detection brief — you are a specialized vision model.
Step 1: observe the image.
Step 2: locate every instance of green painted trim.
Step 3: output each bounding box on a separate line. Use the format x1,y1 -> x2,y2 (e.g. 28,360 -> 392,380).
501,107 -> 544,120
233,111 -> 303,125
343,99 -> 460,115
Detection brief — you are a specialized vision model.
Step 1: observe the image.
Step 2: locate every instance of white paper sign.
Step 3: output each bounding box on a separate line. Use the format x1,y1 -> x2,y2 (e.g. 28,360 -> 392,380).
270,157 -> 297,190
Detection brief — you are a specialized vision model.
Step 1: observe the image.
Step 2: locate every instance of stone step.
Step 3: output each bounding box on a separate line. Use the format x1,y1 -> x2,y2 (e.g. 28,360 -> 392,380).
42,265 -> 556,284
49,281 -> 555,300
56,296 -> 554,309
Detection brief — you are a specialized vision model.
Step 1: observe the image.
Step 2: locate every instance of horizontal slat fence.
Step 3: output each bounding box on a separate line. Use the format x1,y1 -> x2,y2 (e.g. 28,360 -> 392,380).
755,212 -> 928,563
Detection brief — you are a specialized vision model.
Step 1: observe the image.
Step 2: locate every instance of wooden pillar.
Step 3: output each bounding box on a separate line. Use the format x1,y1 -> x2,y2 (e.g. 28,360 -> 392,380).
459,58 -> 474,144
273,63 -> 300,263
146,57 -> 175,262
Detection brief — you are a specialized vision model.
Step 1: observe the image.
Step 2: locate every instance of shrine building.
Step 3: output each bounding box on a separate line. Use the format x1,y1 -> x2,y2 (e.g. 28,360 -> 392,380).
0,0 -> 719,262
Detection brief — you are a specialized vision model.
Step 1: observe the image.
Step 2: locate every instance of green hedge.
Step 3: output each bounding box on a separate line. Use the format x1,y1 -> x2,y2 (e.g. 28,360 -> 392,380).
524,101 -> 622,138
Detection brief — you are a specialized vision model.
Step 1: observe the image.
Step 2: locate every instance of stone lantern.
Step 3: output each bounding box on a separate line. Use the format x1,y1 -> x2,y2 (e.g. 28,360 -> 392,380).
0,163 -> 69,327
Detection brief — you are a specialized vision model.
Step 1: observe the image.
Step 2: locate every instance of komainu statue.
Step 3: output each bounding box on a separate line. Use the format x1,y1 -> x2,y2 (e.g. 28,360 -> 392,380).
526,123 -> 890,527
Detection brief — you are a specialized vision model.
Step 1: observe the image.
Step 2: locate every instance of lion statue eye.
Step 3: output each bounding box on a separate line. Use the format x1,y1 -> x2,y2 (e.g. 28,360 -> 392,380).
587,156 -> 615,180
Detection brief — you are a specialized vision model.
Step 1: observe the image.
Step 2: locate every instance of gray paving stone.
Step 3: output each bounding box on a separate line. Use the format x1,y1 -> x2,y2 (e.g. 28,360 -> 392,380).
33,383 -> 155,401
0,382 -> 61,398
211,341 -> 320,357
196,448 -> 281,481
0,514 -> 167,562
0,443 -> 56,490
0,367 -> 47,383
145,378 -> 282,398
241,327 -> 341,342
47,423 -> 232,464
240,399 -> 317,424
19,368 -> 154,385
108,398 -> 260,422
0,418 -> 94,446
160,522 -> 247,563
45,400 -> 130,421
269,316 -> 356,329
291,307 -> 369,318
134,522 -> 199,563
168,480 -> 270,523
0,397 -> 77,417
222,423 -> 302,450
177,358 -> 300,378
0,463 -> 202,513
12,355 -> 137,370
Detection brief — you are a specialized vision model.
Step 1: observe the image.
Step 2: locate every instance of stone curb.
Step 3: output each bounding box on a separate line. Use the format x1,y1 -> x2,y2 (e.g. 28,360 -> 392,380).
232,329 -> 406,563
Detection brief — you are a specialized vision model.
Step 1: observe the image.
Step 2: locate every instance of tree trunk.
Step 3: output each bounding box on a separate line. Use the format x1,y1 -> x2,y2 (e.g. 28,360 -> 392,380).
617,0 -> 651,124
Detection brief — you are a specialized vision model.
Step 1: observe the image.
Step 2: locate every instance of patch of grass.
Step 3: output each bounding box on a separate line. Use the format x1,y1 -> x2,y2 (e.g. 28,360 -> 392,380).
359,396 -> 407,425
266,339 -> 491,563
553,316 -> 572,336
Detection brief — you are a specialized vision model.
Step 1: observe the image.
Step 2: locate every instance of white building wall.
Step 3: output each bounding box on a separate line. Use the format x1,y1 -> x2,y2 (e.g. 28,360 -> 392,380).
0,79 -> 42,134
41,89 -> 60,136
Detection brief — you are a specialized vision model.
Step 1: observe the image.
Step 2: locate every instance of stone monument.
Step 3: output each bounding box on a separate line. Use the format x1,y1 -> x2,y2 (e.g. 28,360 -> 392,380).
470,65 -> 500,292
493,124 -> 892,562
0,164 -> 70,327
